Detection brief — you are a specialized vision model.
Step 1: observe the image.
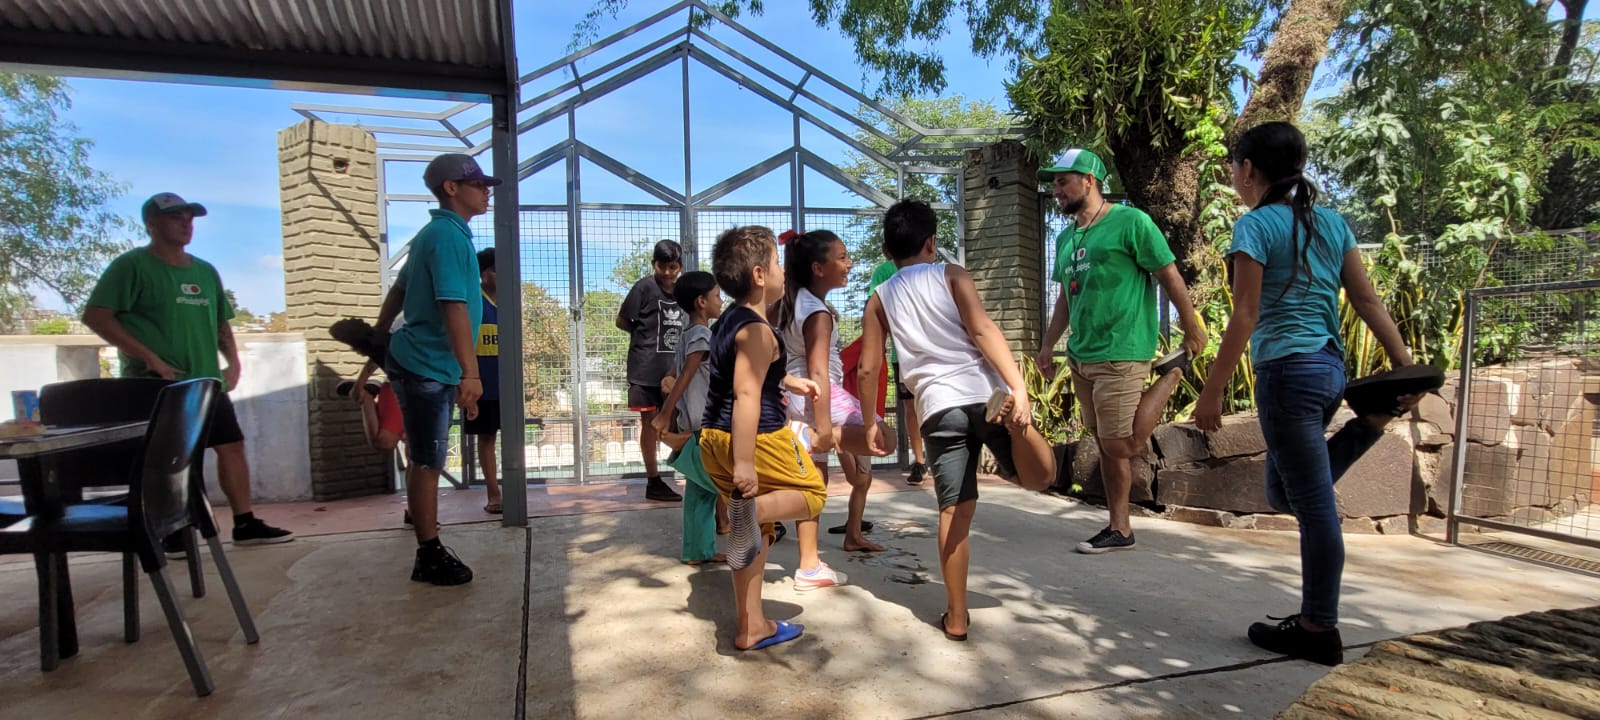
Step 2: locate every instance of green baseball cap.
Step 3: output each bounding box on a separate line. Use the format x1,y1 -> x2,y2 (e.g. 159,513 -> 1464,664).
1037,148 -> 1108,182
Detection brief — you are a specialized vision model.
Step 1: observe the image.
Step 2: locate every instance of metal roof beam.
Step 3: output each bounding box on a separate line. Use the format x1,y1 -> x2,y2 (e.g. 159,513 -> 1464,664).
521,28 -> 683,112
517,44 -> 685,134
798,149 -> 895,209
521,0 -> 693,82
691,150 -> 792,206
575,141 -> 686,206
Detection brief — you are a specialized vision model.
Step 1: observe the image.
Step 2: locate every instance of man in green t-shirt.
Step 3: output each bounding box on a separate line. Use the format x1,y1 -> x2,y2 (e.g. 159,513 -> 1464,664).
84,192 -> 295,548
867,260 -> 928,484
1035,150 -> 1205,555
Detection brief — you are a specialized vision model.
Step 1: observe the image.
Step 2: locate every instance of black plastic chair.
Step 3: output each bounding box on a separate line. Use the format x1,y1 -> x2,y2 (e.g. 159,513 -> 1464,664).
0,379 -> 258,697
39,378 -> 210,625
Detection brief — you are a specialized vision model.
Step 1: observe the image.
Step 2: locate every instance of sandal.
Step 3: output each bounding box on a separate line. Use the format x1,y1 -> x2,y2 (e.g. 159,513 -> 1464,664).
739,620 -> 804,651
940,611 -> 970,642
1344,364 -> 1444,417
484,501 -> 502,515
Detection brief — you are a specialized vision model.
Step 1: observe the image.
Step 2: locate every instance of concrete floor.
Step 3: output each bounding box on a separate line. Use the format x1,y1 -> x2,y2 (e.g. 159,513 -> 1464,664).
1,482 -> 1597,720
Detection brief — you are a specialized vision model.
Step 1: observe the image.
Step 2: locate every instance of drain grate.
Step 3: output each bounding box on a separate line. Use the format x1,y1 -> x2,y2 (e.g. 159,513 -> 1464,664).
1466,540 -> 1600,575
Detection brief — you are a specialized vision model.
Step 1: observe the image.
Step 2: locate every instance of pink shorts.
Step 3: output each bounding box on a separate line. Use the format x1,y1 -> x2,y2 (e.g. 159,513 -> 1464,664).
787,382 -> 875,430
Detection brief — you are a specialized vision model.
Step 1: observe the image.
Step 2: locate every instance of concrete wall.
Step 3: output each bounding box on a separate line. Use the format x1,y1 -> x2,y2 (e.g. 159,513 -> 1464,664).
963,140 -> 1044,356
279,120 -> 387,500
0,335 -> 314,502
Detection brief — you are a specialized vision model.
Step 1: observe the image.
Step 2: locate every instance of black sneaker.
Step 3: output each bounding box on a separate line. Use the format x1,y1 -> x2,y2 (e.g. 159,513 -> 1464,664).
411,545 -> 473,586
1153,349 -> 1191,378
233,518 -> 296,546
645,476 -> 683,502
1248,614 -> 1344,666
162,532 -> 189,560
907,462 -> 927,486
1075,527 -> 1136,554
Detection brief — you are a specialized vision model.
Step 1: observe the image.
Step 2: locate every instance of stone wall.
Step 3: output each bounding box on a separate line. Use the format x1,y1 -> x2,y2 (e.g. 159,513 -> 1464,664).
963,140 -> 1043,356
1063,357 -> 1600,533
278,120 -> 387,500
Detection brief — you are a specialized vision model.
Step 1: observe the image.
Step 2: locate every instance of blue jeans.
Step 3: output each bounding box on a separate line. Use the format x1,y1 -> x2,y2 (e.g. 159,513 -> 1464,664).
1254,343 -> 1383,628
385,357 -> 455,470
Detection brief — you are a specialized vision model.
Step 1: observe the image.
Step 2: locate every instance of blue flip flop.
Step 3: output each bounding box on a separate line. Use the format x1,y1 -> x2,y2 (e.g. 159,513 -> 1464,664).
744,620 -> 804,650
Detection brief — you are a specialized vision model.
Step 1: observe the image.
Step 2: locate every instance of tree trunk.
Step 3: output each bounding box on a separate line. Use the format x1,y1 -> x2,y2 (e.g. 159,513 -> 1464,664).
1552,0 -> 1590,78
1232,0 -> 1351,137
1111,141 -> 1205,283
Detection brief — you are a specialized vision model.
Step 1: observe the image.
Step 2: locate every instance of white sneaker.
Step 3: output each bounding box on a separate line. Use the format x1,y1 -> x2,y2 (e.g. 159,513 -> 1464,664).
794,562 -> 848,591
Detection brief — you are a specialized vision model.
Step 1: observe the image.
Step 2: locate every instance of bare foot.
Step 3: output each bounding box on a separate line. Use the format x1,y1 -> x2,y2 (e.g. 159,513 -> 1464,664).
734,619 -> 778,651
843,536 -> 884,552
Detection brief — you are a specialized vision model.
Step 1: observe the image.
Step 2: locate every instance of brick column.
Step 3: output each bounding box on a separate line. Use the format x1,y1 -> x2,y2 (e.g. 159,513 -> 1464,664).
963,140 -> 1044,356
278,120 -> 386,499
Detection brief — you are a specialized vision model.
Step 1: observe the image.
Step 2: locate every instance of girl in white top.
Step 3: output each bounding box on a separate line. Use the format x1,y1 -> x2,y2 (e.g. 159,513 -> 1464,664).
772,228 -> 897,554
858,200 -> 1055,642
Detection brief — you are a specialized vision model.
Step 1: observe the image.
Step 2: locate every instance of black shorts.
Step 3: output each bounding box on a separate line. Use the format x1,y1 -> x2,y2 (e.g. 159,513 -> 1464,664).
206,391 -> 245,447
921,404 -> 1017,509
892,362 -> 914,400
462,398 -> 501,436
628,384 -> 665,413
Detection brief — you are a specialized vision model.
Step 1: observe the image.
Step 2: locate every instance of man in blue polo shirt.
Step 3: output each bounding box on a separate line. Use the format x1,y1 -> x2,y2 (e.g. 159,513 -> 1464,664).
374,153 -> 499,585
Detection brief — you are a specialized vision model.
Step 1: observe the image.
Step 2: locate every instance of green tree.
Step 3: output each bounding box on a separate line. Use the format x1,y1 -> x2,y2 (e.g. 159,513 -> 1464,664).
31,316 -> 69,335
608,239 -> 661,292
0,73 -> 132,333
522,282 -> 573,417
225,289 -> 257,328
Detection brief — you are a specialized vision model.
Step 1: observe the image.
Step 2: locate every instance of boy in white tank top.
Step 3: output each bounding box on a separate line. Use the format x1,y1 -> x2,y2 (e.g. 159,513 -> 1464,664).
858,199 -> 1056,642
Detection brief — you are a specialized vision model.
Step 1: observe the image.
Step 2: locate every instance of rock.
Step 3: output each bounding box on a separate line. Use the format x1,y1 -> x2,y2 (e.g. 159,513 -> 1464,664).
1412,449 -> 1443,515
1419,432 -> 1452,448
1337,431 -> 1416,518
1221,514 -> 1257,530
1509,506 -> 1556,525
1548,396 -> 1595,497
1512,427 -> 1555,508
1527,360 -> 1581,431
1325,407 -> 1357,438
1166,506 -> 1234,527
1151,422 -> 1209,468
1251,514 -> 1301,531
1441,376 -> 1514,445
1413,515 -> 1448,536
1376,515 -> 1411,535
1410,392 -> 1454,435
1071,440 -> 1156,503
1437,442 -> 1519,518
1205,414 -> 1266,458
1341,517 -> 1378,534
1155,456 -> 1276,513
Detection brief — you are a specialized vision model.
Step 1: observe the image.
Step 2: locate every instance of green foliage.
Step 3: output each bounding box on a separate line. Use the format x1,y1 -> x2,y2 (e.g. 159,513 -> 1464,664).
522,282 -> 573,417
1007,0 -> 1257,161
30,317 -> 69,335
836,95 -> 1012,316
1018,354 -> 1079,446
0,73 -> 133,333
1313,3 -> 1600,370
608,239 -> 661,293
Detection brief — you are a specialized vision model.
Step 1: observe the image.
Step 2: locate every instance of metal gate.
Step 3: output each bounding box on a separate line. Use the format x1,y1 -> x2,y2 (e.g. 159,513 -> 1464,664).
1450,278 -> 1600,571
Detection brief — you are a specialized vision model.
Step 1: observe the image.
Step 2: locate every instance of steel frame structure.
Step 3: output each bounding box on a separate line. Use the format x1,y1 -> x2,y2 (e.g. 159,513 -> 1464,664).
293,0 -> 1027,521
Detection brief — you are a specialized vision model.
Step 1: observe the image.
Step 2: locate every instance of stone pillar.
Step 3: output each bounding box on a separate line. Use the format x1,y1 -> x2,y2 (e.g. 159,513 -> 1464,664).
278,120 -> 386,500
963,140 -> 1044,356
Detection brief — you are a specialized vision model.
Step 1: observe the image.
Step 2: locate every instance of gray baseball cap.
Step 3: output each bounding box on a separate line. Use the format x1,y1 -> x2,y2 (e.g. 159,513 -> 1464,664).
423,153 -> 503,191
141,192 -> 207,221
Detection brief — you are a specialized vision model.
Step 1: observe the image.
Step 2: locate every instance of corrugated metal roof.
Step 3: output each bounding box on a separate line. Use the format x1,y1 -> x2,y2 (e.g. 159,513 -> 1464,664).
0,0 -> 509,96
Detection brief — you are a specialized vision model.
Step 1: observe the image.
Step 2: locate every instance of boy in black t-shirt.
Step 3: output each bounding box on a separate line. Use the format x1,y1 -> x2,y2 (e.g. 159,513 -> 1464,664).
616,239 -> 685,501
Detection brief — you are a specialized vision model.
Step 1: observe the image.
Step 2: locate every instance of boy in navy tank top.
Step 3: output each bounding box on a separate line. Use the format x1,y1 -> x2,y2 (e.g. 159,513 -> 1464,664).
697,225 -> 828,651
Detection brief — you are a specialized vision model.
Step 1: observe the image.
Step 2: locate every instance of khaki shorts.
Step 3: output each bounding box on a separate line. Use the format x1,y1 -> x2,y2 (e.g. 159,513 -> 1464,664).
1070,360 -> 1152,440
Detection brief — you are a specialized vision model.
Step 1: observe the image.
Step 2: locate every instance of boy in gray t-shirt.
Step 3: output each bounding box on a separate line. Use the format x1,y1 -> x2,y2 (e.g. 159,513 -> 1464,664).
654,271 -> 726,563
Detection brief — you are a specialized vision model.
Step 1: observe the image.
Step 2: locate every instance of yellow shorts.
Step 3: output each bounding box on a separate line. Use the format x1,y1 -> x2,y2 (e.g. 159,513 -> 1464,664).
699,426 -> 828,523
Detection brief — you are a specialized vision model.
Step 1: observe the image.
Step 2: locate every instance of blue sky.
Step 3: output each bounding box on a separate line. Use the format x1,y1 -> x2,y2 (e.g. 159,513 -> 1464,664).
40,2 -> 1014,316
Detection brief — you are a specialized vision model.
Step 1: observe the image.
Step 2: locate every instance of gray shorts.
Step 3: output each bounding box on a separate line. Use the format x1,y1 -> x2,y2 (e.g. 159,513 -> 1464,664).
921,403 -> 1017,509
